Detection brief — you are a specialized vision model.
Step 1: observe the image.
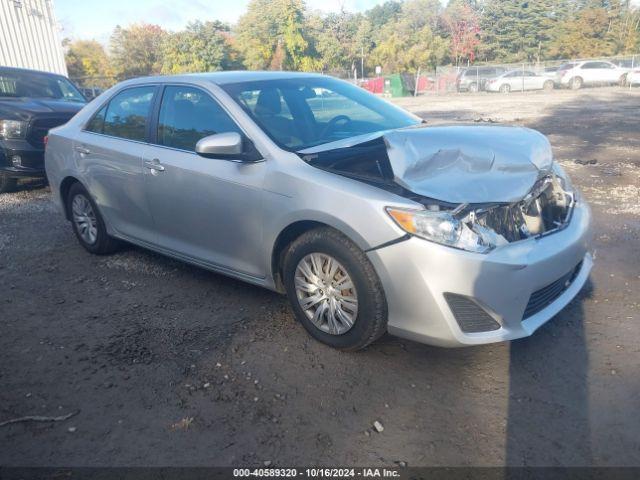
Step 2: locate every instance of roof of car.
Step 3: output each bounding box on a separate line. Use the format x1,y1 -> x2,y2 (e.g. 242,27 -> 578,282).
121,70 -> 326,86
0,66 -> 68,78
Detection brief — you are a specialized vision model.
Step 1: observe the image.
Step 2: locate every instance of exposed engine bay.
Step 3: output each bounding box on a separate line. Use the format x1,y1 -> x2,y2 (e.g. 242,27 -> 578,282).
300,126 -> 575,248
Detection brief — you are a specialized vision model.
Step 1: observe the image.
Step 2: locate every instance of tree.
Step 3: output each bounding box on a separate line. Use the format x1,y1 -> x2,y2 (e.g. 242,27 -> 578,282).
161,21 -> 238,74
64,39 -> 112,87
110,24 -> 167,79
370,0 -> 448,73
442,2 -> 481,66
236,0 -> 319,71
479,0 -> 570,62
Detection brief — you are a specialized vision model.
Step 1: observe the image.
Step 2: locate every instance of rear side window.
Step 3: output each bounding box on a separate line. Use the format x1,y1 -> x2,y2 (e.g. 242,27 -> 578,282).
93,86 -> 155,141
157,85 -> 242,151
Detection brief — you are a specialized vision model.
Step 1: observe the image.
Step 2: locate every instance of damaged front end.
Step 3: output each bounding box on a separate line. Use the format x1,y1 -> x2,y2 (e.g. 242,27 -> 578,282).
300,125 -> 576,253
385,172 -> 574,254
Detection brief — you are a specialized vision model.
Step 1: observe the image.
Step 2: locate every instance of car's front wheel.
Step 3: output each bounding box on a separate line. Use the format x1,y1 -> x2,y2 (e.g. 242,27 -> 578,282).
570,76 -> 583,89
283,227 -> 387,351
67,182 -> 120,255
543,80 -> 554,91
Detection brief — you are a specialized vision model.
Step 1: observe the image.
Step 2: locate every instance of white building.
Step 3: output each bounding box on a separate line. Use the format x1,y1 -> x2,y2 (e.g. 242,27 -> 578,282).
0,0 -> 67,76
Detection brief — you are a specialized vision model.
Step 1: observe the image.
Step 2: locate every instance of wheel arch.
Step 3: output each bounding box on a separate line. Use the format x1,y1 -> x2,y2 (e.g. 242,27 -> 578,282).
270,218 -> 369,293
59,176 -> 82,220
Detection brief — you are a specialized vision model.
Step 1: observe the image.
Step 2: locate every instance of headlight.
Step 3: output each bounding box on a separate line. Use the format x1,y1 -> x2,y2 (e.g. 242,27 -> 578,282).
552,161 -> 573,193
0,120 -> 28,139
386,207 -> 497,254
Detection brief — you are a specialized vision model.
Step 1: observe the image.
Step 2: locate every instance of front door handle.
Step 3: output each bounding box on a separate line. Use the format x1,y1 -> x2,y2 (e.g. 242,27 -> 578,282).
144,159 -> 165,172
74,145 -> 91,155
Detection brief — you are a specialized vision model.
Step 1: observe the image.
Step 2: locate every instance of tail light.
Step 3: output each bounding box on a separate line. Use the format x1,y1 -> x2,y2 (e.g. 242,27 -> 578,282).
43,135 -> 48,147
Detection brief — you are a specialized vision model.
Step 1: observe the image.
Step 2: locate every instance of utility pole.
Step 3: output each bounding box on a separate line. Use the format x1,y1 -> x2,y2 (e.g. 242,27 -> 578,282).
361,46 -> 365,79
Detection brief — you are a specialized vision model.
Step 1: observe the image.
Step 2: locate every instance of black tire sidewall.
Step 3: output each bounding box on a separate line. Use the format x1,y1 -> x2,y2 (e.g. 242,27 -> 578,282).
283,229 -> 387,350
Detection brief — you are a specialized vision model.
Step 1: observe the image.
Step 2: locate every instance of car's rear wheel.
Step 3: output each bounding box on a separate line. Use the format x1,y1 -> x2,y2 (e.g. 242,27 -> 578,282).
468,82 -> 479,93
283,227 -> 387,351
543,80 -> 554,91
570,76 -> 583,90
67,182 -> 120,255
499,84 -> 511,93
0,175 -> 17,194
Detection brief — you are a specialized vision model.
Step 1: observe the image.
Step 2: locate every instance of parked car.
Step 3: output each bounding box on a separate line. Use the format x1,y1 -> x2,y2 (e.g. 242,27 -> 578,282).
0,67 -> 86,192
556,60 -> 629,89
45,72 -> 592,350
456,66 -> 506,92
626,68 -> 640,86
486,70 -> 555,93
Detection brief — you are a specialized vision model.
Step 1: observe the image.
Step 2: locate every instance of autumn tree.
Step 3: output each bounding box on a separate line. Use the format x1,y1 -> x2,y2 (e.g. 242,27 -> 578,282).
370,0 -> 448,73
161,21 -> 238,74
236,0 -> 319,71
64,39 -> 112,87
442,2 -> 481,66
110,24 -> 167,79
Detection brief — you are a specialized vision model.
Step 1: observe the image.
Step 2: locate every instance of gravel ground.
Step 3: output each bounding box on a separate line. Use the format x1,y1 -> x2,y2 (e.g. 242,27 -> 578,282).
1,87 -> 639,467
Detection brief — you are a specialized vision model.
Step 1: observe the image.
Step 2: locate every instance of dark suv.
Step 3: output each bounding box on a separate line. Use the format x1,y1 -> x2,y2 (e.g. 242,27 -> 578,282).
0,67 -> 86,192
456,66 -> 506,92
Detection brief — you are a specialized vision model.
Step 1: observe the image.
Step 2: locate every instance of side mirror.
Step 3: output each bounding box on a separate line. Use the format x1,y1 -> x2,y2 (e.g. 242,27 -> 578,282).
195,132 -> 263,162
196,132 -> 242,156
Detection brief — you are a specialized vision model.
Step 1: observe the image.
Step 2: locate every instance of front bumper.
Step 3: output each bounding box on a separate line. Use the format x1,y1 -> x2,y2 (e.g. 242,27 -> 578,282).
367,200 -> 593,347
0,140 -> 46,178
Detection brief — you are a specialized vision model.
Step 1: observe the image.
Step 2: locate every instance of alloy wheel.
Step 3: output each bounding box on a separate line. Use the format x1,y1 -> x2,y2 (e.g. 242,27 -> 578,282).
72,194 -> 98,245
294,253 -> 358,335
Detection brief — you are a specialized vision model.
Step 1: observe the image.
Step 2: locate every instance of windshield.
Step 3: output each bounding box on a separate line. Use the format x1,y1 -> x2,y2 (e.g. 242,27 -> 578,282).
220,77 -> 420,151
0,70 -> 86,102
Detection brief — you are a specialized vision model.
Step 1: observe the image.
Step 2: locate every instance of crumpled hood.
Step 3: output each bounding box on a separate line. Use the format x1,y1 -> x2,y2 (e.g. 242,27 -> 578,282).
383,125 -> 553,203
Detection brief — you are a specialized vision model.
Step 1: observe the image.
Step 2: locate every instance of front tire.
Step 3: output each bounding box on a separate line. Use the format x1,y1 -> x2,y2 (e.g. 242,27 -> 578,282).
0,175 -> 17,193
543,80 -> 554,91
66,182 -> 120,255
283,227 -> 387,351
468,82 -> 479,93
570,76 -> 583,90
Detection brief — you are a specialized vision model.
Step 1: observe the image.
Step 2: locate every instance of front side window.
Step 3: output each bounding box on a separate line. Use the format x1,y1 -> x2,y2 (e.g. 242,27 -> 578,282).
101,86 -> 156,141
157,85 -> 242,151
222,77 -> 419,150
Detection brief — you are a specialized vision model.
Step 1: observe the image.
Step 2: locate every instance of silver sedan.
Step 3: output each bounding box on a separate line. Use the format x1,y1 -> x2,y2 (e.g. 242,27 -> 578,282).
45,72 -> 592,350
486,70 -> 556,93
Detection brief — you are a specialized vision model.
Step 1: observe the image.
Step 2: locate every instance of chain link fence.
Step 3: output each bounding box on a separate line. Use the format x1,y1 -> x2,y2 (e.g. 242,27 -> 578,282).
358,54 -> 639,97
71,54 -> 640,100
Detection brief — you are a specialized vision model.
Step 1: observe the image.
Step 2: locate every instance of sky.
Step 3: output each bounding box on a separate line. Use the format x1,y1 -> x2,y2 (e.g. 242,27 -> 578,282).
55,0 -> 388,43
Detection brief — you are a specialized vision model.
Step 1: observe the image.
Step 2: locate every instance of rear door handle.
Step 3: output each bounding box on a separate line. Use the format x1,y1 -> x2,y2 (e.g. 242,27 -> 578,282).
74,145 -> 91,155
144,159 -> 165,172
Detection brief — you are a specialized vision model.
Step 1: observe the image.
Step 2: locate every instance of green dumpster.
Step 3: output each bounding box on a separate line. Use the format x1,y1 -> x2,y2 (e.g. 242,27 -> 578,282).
383,74 -> 410,97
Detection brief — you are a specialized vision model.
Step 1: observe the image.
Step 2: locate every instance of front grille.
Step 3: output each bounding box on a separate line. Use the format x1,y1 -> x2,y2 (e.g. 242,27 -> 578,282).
444,293 -> 501,333
27,117 -> 72,147
523,262 -> 582,319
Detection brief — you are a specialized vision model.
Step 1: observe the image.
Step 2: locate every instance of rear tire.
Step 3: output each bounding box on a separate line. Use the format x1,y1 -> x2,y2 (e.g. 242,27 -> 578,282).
66,182 -> 120,255
283,227 -> 388,351
0,176 -> 17,193
499,84 -> 511,93
468,82 -> 479,93
570,76 -> 583,90
543,80 -> 554,91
